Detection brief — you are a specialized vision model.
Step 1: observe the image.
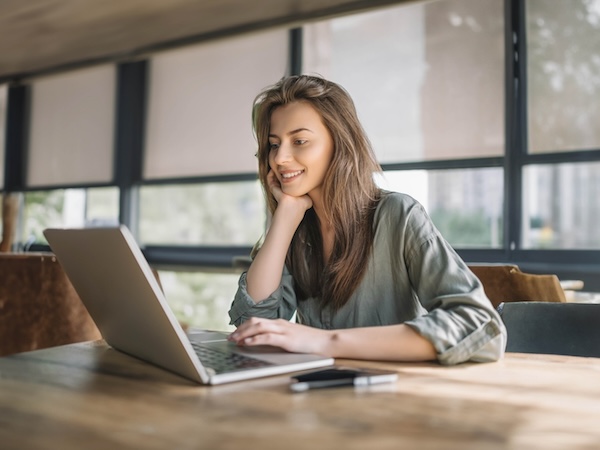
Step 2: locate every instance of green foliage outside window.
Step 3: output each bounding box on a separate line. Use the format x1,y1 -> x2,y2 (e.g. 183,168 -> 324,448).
430,208 -> 502,248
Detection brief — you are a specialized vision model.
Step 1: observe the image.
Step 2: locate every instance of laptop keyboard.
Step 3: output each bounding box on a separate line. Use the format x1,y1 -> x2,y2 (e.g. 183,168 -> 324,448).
191,343 -> 274,374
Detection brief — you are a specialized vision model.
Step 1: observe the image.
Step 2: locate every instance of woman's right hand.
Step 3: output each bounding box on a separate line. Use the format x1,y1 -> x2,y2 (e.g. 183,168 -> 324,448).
246,171 -> 312,302
267,170 -> 313,214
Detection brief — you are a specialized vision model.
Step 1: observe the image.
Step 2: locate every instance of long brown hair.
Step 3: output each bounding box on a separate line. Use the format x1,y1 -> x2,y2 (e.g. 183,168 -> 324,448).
253,75 -> 382,310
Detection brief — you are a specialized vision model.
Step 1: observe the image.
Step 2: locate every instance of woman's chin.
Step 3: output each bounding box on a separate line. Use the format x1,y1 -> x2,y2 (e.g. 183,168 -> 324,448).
282,187 -> 308,198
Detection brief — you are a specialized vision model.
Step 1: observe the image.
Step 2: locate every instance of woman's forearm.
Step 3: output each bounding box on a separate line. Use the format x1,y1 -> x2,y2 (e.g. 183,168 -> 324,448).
324,324 -> 437,362
230,318 -> 437,362
246,205 -> 305,302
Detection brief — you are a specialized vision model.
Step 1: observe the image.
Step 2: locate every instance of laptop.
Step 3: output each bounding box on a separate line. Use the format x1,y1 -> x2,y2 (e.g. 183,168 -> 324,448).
43,226 -> 334,385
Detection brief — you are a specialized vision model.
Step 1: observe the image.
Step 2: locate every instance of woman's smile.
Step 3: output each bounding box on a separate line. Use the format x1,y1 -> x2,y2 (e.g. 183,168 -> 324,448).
280,169 -> 305,182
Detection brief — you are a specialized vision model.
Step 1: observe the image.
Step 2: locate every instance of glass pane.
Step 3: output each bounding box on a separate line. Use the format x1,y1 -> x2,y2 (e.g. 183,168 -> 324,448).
303,0 -> 505,163
20,187 -> 119,245
527,0 -> 600,153
0,84 -> 6,189
523,162 -> 600,249
158,270 -> 237,331
84,188 -> 120,227
27,66 -> 116,187
139,181 -> 265,246
376,167 -> 504,248
144,29 -> 288,179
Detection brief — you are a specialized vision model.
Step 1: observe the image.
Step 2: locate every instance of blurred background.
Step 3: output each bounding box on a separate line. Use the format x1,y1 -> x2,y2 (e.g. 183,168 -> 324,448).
1,0 -> 599,330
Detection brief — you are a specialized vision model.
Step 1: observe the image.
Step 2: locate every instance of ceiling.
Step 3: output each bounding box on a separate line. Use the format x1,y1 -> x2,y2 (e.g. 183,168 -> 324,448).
0,0 -> 410,83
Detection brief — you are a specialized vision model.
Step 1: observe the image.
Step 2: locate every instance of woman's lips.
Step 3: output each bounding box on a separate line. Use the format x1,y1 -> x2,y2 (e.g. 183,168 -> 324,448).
280,170 -> 304,182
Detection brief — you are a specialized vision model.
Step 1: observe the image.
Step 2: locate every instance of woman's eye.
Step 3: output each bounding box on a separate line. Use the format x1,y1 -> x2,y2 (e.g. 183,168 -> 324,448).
269,143 -> 279,151
294,139 -> 307,146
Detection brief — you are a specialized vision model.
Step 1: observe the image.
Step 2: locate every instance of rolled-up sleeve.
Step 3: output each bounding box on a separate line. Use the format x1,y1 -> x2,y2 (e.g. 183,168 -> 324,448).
228,269 -> 298,327
401,205 -> 507,365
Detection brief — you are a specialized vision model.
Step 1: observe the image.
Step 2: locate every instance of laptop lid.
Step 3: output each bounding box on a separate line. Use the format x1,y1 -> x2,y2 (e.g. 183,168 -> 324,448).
43,226 -> 333,384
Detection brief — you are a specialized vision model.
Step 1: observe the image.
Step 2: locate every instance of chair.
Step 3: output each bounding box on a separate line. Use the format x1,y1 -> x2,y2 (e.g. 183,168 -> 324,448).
0,252 -> 165,357
0,253 -> 102,356
498,301 -> 600,357
468,264 -> 566,309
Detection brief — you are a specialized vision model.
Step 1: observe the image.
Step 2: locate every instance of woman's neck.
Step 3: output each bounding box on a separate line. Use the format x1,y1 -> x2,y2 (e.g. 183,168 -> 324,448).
309,189 -> 335,265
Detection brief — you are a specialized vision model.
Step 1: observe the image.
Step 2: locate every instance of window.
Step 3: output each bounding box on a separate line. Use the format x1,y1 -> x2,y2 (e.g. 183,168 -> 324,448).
523,162 -> 600,249
20,188 -> 119,245
139,181 -> 265,246
303,0 -> 505,250
521,0 -> 600,261
27,66 -> 116,187
139,29 -> 287,257
527,0 -> 600,153
158,270 -> 238,331
377,167 -> 503,248
2,0 -> 599,293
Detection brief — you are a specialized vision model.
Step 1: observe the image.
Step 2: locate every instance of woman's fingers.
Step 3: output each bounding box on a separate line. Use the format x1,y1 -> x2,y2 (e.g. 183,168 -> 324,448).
228,318 -> 331,355
240,332 -> 285,347
266,170 -> 313,211
228,318 -> 294,350
267,171 -> 284,202
228,317 -> 282,342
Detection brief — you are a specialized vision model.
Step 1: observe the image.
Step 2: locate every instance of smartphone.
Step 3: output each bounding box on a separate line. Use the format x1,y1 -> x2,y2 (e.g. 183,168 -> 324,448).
290,367 -> 398,392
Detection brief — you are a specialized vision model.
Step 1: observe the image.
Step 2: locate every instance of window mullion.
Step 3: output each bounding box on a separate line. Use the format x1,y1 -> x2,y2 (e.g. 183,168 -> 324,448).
505,0 -> 527,258
3,84 -> 29,192
114,61 -> 148,237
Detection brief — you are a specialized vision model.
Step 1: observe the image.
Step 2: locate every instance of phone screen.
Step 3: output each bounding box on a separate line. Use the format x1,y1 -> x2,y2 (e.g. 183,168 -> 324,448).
293,368 -> 369,382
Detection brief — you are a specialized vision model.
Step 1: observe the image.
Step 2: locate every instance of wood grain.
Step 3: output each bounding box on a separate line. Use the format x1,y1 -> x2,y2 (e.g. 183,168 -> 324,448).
1,341 -> 599,449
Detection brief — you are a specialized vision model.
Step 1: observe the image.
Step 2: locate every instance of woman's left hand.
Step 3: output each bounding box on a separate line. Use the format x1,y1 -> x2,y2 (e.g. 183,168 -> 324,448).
228,317 -> 333,356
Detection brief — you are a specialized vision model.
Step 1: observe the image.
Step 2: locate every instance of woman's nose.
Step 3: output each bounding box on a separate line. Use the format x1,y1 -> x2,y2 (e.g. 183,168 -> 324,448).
273,143 -> 292,164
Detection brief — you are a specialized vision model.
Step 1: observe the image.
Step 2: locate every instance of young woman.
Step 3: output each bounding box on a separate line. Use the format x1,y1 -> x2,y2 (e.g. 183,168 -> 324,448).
228,75 -> 506,365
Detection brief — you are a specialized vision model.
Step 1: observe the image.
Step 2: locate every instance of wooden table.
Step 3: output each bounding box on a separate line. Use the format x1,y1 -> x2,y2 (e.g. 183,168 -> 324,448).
1,341 -> 599,449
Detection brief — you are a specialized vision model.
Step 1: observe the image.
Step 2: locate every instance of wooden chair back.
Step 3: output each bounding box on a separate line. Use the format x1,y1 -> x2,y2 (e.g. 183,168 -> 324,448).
0,252 -> 164,356
468,264 -> 566,309
0,253 -> 101,356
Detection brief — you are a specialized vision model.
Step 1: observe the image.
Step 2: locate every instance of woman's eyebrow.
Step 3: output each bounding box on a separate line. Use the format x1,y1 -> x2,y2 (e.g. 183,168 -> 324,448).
269,128 -> 314,139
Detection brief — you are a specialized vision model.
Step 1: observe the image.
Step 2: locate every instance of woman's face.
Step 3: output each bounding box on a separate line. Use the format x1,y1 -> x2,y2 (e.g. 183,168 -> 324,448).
268,101 -> 334,201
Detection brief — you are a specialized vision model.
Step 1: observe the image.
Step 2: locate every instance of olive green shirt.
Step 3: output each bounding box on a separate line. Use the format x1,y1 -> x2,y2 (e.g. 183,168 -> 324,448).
229,191 -> 507,365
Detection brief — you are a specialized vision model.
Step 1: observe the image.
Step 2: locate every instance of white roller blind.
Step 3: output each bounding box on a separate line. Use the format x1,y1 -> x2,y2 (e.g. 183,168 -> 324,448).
27,65 -> 116,187
0,84 -> 6,189
144,29 -> 288,179
303,0 -> 504,163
